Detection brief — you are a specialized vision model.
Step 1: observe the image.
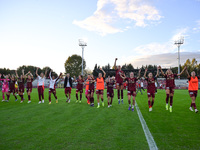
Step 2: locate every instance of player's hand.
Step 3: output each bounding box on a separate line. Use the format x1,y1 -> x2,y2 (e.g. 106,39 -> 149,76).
100,68 -> 102,70
115,58 -> 118,61
145,68 -> 148,72
184,66 -> 187,70
28,71 -> 31,73
139,69 -> 141,72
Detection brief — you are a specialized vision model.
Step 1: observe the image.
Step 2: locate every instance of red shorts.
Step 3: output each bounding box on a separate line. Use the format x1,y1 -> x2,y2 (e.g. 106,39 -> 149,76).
65,87 -> 71,94
38,86 -> 44,95
19,87 -> 24,93
116,82 -> 123,86
96,89 -> 104,95
166,87 -> 174,94
49,88 -> 56,94
128,90 -> 136,97
189,90 -> 197,98
26,87 -> 32,93
76,88 -> 83,94
88,89 -> 95,94
107,90 -> 114,98
147,91 -> 155,98
9,88 -> 15,93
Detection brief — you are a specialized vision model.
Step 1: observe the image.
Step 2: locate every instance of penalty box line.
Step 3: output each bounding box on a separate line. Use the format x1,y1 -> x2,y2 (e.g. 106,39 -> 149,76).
135,101 -> 158,150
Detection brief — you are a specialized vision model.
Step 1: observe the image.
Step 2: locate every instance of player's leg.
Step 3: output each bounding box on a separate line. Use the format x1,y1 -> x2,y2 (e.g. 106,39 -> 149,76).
117,83 -> 120,104
68,88 -> 71,103
38,87 -> 42,104
165,88 -> 170,110
53,90 -> 58,102
120,85 -> 124,104
6,91 -> 10,102
169,89 -> 174,112
76,89 -> 79,103
107,95 -> 110,107
13,91 -> 18,101
49,89 -> 52,104
132,95 -> 135,111
19,91 -> 24,103
101,91 -> 104,107
97,92 -> 100,108
79,90 -> 82,103
90,91 -> 94,106
128,95 -> 131,110
27,89 -> 31,103
2,90 -> 5,101
65,88 -> 69,102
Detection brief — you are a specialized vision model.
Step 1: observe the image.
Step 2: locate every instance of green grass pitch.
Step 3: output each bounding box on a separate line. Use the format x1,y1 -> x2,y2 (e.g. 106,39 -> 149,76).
0,88 -> 199,150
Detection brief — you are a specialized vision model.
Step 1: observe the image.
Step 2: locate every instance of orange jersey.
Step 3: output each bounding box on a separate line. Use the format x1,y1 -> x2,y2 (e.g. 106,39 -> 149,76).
96,77 -> 104,90
188,76 -> 199,91
85,81 -> 89,90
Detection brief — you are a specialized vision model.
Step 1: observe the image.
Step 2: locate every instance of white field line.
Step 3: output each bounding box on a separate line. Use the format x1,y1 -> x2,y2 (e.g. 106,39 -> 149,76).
135,101 -> 158,150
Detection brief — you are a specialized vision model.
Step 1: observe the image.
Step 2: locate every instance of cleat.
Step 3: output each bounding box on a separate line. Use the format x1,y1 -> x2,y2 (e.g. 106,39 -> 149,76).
149,107 -> 152,112
76,100 -> 78,103
2,100 -> 5,102
110,105 -> 112,107
195,109 -> 198,113
38,101 -> 41,104
102,102 -> 104,107
128,106 -> 131,110
90,103 -> 94,107
97,105 -> 100,108
68,100 -> 70,103
169,107 -> 172,112
108,105 -> 111,108
5,100 -> 9,102
121,100 -> 124,104
189,107 -> 193,112
42,100 -> 44,103
56,100 -> 58,103
118,100 -> 120,104
15,99 -> 18,102
27,101 -> 31,103
49,102 -> 51,104
20,101 -> 23,103
132,108 -> 134,111
79,101 -> 82,103
166,104 -> 168,110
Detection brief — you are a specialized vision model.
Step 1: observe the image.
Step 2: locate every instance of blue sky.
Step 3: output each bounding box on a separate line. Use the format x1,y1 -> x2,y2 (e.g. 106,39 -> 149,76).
0,0 -> 200,73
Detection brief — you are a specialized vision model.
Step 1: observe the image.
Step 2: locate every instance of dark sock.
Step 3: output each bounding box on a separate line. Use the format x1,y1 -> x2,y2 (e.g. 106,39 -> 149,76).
21,95 -> 23,100
118,90 -> 120,99
193,103 -> 197,109
128,100 -> 131,105
80,94 -> 82,100
170,96 -> 173,106
15,95 -> 17,99
7,94 -> 10,100
191,103 -> 193,108
101,98 -> 104,102
42,93 -> 44,99
151,100 -> 154,107
53,93 -> 57,99
49,95 -> 51,102
148,100 -> 151,108
110,98 -> 113,104
166,94 -> 169,104
28,95 -> 31,100
121,90 -> 123,99
76,93 -> 78,100
39,94 -> 41,101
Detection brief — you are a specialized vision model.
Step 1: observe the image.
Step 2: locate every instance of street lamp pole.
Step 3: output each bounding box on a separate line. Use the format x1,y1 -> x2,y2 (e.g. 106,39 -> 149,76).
79,39 -> 87,76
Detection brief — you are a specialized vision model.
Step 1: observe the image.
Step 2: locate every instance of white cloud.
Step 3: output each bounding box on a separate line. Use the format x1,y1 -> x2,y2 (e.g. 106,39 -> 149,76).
73,0 -> 162,36
193,20 -> 200,32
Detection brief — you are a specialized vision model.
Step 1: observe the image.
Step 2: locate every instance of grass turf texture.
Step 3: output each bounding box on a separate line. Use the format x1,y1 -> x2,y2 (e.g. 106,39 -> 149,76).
0,88 -> 199,150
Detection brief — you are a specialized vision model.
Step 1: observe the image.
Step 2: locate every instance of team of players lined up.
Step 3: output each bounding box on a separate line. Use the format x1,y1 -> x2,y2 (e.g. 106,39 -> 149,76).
0,58 -> 199,113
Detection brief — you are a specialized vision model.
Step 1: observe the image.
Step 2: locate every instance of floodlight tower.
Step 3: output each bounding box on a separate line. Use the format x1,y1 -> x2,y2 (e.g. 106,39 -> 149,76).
174,36 -> 184,79
79,39 -> 87,75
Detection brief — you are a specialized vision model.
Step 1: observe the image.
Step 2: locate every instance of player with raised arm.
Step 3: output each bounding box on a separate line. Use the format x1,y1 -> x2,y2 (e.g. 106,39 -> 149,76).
74,75 -> 84,103
0,74 -> 9,102
36,67 -> 47,104
88,74 -> 95,107
64,73 -> 73,103
185,69 -> 199,113
96,68 -> 106,108
16,69 -> 25,103
106,76 -> 116,108
25,71 -> 33,103
49,70 -> 62,104
120,69 -> 141,111
114,58 -> 125,104
159,66 -> 186,112
144,67 -> 159,112
7,72 -> 18,102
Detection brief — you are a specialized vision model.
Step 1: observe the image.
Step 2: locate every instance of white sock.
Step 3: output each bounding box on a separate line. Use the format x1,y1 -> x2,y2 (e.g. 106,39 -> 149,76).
170,106 -> 172,108
129,104 -> 131,107
98,103 -> 100,106
195,109 -> 197,111
121,99 -> 123,101
118,99 -> 120,101
132,105 -> 134,108
166,103 -> 168,105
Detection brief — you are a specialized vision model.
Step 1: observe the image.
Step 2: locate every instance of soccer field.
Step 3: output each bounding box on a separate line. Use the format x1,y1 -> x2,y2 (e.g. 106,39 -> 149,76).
0,88 -> 199,150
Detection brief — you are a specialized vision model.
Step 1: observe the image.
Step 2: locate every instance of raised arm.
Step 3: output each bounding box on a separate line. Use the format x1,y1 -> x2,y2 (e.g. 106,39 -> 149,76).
22,69 -> 25,78
144,68 -> 148,78
177,66 -> 186,76
185,68 -> 190,78
114,58 -> 117,70
100,68 -> 106,78
156,67 -> 159,77
36,68 -> 39,77
159,66 -> 165,76
137,69 -> 141,79
49,70 -> 52,80
45,68 -> 48,77
15,70 -> 19,78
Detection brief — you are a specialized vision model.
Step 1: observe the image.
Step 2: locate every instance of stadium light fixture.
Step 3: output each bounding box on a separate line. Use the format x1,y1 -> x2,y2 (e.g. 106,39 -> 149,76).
79,39 -> 87,75
174,36 -> 184,79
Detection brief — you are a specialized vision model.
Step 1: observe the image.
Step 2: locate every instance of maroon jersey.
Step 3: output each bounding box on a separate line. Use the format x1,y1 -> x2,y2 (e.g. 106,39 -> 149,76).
107,79 -> 115,91
89,78 -> 95,90
115,69 -> 124,83
76,79 -> 84,89
18,78 -> 25,89
125,77 -> 137,91
26,78 -> 33,88
164,74 -> 177,88
9,79 -> 15,89
145,77 -> 156,92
